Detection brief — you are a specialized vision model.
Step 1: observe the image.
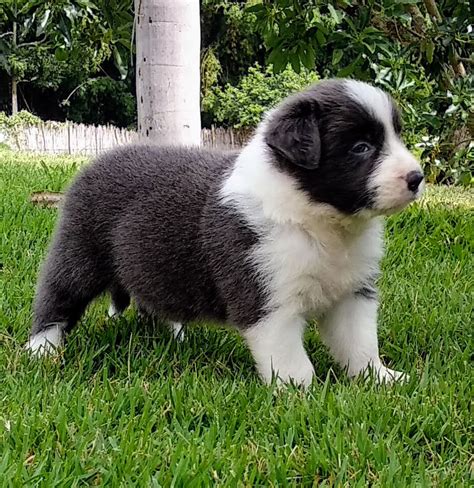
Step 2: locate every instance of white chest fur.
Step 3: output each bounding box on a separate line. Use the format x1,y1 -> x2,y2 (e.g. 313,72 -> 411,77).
252,218 -> 383,317
220,133 -> 384,318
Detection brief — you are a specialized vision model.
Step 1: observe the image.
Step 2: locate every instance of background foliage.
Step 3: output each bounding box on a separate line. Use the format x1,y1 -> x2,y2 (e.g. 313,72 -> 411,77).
0,0 -> 472,184
244,0 -> 473,185
203,64 -> 318,128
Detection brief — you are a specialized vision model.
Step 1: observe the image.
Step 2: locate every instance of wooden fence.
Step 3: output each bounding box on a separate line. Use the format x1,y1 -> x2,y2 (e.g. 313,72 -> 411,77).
6,123 -> 250,155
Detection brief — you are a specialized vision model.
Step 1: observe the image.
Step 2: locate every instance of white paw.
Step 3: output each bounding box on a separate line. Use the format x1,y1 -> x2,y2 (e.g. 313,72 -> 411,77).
262,357 -> 315,388
170,321 -> 185,342
280,366 -> 315,388
108,303 -> 120,318
374,365 -> 409,384
25,324 -> 64,357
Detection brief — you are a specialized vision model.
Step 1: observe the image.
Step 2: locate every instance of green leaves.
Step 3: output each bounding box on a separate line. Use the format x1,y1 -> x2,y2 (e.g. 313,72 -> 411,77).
332,49 -> 343,66
245,0 -> 473,186
0,0 -> 134,107
336,56 -> 362,78
203,64 -> 318,129
327,3 -> 343,24
300,44 -> 316,70
54,47 -> 68,62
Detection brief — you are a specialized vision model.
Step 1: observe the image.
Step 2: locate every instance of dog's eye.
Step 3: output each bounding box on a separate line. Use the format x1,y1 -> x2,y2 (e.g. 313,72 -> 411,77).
351,142 -> 371,154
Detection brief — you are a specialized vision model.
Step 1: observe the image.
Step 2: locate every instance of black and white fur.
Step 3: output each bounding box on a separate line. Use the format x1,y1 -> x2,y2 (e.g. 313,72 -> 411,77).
27,79 -> 424,386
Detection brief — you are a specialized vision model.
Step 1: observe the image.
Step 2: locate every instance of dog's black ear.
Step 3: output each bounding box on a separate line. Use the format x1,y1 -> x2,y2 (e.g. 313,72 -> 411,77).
265,98 -> 321,170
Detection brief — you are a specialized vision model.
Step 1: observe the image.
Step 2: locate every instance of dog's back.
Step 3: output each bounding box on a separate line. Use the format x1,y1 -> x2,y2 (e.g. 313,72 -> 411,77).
63,144 -> 233,245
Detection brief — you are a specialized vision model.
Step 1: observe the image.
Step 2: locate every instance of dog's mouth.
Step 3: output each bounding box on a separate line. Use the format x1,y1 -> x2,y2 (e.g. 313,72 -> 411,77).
378,194 -> 421,215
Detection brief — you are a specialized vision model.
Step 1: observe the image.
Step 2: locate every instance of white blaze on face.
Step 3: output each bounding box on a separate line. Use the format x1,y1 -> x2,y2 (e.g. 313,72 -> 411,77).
345,80 -> 424,213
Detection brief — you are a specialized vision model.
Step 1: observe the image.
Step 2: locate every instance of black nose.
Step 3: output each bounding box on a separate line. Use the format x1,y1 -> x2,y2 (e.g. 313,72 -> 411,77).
406,171 -> 424,192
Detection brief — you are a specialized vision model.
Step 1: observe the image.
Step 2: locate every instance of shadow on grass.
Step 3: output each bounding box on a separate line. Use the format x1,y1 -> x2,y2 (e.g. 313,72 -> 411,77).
61,307 -> 258,383
53,303 -> 341,386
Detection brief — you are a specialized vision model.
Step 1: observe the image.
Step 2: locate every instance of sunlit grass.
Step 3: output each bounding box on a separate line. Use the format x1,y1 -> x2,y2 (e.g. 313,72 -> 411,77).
0,150 -> 472,486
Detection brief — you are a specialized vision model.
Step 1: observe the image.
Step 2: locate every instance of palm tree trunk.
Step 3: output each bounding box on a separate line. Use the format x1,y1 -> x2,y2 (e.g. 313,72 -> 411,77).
11,20 -> 18,115
11,76 -> 18,115
135,0 -> 201,145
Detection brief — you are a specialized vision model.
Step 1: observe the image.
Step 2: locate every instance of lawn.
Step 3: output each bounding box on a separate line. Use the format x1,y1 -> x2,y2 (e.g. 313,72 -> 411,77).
0,149 -> 472,487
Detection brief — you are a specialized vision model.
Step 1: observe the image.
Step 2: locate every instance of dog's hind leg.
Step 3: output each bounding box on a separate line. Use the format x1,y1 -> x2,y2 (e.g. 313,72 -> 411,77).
27,239 -> 110,356
169,321 -> 185,341
108,282 -> 131,318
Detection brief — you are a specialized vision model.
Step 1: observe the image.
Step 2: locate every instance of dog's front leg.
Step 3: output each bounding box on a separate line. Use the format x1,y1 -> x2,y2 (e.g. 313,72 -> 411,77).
242,310 -> 314,387
318,288 -> 407,383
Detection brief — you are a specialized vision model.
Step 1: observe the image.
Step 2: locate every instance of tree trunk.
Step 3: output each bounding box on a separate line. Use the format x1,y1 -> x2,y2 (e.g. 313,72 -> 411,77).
421,0 -> 466,78
405,5 -> 425,36
422,0 -> 442,22
11,76 -> 18,115
135,0 -> 201,145
11,20 -> 18,115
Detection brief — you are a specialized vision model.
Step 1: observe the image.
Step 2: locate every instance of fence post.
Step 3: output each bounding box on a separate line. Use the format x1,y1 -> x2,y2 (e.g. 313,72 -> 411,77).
67,123 -> 71,154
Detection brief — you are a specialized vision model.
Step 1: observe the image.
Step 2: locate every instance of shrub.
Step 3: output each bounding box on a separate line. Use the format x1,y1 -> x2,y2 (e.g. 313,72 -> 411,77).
203,64 -> 318,129
0,110 -> 42,130
0,110 -> 42,149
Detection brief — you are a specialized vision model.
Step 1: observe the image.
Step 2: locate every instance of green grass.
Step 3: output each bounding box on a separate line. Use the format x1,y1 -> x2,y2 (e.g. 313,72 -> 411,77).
0,149 -> 473,487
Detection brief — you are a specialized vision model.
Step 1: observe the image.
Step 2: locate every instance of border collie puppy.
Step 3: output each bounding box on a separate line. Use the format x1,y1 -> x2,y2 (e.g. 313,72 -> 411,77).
27,79 -> 424,386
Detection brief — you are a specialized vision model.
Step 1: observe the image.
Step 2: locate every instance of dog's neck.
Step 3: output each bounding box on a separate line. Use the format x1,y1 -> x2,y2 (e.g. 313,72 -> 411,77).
221,132 -> 378,239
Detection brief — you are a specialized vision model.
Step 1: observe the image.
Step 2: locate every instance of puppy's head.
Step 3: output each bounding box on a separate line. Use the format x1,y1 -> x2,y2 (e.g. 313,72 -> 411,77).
263,79 -> 424,215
